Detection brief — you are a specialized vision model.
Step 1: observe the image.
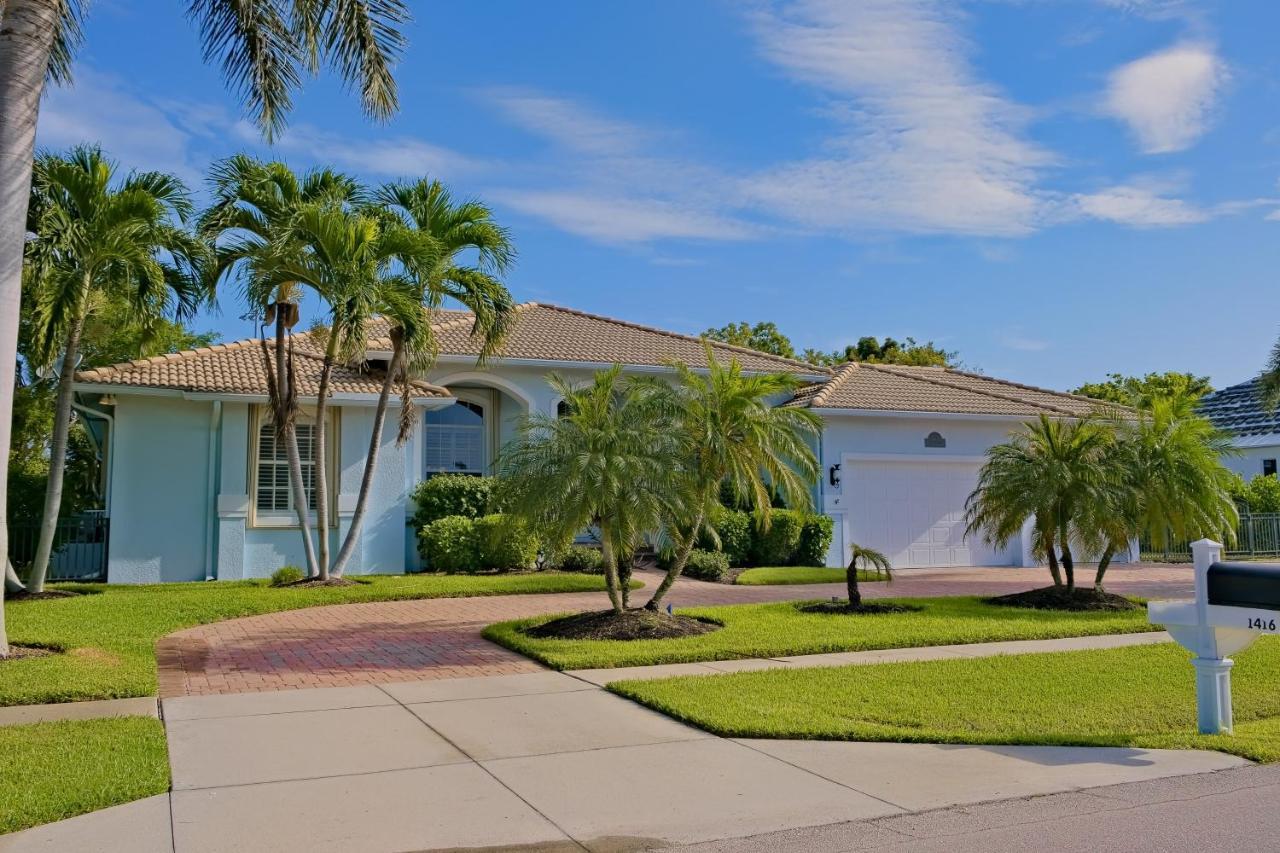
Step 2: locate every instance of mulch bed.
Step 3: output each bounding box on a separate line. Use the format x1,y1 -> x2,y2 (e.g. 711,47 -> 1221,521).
282,577 -> 361,589
0,645 -> 59,662
6,589 -> 81,601
525,609 -> 722,641
799,601 -> 923,616
984,586 -> 1141,612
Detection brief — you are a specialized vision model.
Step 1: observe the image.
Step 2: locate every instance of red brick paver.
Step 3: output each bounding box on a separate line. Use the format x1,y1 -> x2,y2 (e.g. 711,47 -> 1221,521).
156,563 -> 1193,698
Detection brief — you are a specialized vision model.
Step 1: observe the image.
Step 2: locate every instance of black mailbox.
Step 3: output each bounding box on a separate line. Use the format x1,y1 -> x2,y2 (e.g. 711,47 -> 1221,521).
1207,562 -> 1280,611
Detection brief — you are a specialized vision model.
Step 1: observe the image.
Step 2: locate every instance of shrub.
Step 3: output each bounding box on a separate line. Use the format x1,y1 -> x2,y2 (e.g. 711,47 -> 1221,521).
269,566 -> 305,587
699,509 -> 753,567
554,545 -> 604,574
474,514 -> 539,571
418,515 -> 480,573
796,514 -> 835,567
410,475 -> 494,529
1239,474 -> 1280,513
750,508 -> 805,566
682,549 -> 730,582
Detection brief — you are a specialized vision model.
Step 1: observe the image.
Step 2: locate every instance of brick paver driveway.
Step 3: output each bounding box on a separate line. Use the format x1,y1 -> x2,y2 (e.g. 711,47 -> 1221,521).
156,563 -> 1193,697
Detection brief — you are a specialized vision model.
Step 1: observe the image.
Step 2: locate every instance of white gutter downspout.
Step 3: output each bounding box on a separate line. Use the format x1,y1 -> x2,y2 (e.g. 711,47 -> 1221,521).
71,401 -> 114,515
204,401 -> 222,581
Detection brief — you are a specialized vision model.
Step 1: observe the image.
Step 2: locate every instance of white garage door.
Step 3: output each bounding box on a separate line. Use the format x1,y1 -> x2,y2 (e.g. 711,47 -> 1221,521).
844,458 -> 1004,568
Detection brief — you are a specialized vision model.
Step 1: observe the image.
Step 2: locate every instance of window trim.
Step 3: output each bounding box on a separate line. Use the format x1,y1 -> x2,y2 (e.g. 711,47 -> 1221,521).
248,404 -> 339,529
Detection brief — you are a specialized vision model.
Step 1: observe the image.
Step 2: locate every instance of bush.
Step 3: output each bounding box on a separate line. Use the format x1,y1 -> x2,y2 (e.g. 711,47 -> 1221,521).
410,475 -> 494,529
750,508 -> 805,566
474,514 -> 539,571
1238,474 -> 1280,513
699,509 -> 753,567
796,514 -> 835,567
683,549 -> 730,582
554,545 -> 604,574
418,515 -> 480,573
269,566 -> 305,587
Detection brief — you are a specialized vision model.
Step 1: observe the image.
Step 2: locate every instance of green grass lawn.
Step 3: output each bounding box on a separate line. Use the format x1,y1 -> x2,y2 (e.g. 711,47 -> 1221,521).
483,596 -> 1152,670
734,567 -> 886,585
610,639 -> 1280,763
0,716 -> 170,835
1,572 -> 620,706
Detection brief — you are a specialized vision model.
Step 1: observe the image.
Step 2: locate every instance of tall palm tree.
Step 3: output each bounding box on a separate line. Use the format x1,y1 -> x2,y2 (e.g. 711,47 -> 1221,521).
201,157 -> 364,578
498,367 -> 675,614
643,344 -> 821,611
965,414 -> 1112,591
19,146 -> 207,594
0,0 -> 410,648
1080,394 -> 1238,589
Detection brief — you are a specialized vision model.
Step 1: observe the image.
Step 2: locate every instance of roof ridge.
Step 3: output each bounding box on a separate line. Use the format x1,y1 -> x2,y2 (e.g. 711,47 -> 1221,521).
76,337 -> 265,380
807,361 -> 860,408
935,365 -> 1115,407
860,363 -> 1083,417
529,302 -> 831,375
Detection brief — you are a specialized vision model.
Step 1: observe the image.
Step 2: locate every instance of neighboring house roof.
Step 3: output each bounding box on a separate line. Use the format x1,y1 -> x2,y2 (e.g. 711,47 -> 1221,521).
1199,377 -> 1280,444
789,361 -> 1103,418
74,338 -> 449,400
368,302 -> 829,376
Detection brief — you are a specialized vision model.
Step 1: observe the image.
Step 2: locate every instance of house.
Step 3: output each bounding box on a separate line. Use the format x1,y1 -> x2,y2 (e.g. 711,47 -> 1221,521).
71,302 -> 1107,583
1198,377 -> 1280,479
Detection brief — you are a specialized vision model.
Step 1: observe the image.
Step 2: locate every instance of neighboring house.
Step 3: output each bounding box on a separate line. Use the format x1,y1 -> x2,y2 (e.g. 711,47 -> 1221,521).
72,302 -> 1108,583
1199,377 -> 1280,478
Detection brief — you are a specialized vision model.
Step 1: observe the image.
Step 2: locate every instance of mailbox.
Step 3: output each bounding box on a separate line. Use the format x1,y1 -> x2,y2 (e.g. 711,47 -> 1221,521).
1208,562 -> 1280,612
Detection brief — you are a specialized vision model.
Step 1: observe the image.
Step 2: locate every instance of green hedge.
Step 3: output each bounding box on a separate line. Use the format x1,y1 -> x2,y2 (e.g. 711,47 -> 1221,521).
700,509 -> 752,567
418,512 -> 539,573
410,475 -> 495,529
553,546 -> 604,574
697,507 -> 832,568
796,514 -> 835,567
474,514 -> 539,571
750,508 -> 806,566
683,549 -> 730,582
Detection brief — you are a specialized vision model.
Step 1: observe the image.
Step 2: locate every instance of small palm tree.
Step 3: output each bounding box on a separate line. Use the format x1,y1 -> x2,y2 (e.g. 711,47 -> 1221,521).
644,343 -> 822,611
497,367 -> 675,614
846,544 -> 891,609
966,414 -> 1112,591
20,146 -> 208,594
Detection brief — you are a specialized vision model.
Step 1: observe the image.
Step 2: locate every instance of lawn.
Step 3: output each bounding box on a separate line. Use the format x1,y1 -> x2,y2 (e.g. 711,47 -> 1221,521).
734,567 -> 885,585
0,716 -> 170,835
483,596 -> 1152,670
610,639 -> 1280,763
0,572 -> 621,706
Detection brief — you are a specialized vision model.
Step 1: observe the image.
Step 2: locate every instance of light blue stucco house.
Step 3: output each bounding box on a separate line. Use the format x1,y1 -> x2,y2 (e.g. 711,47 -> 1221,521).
72,302 -> 1105,583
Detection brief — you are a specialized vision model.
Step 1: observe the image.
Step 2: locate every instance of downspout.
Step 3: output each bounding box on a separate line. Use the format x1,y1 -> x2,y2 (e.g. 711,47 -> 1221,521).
204,401 -> 222,580
71,400 -> 113,514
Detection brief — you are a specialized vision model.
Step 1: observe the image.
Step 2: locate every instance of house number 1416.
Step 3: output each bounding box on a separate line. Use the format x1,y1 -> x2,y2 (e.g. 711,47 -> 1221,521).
1248,617 -> 1277,631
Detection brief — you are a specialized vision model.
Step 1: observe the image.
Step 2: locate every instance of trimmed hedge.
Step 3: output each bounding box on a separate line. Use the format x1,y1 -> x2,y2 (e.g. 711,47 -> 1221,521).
700,509 -> 752,568
554,545 -> 605,574
410,475 -> 494,529
683,548 -> 730,582
796,514 -> 835,567
697,507 -> 832,568
474,514 -> 539,571
750,508 -> 806,567
418,515 -> 480,572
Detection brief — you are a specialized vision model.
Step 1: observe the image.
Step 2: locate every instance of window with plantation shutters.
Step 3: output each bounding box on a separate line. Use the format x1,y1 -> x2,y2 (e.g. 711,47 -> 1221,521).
424,400 -> 487,476
252,407 -> 332,524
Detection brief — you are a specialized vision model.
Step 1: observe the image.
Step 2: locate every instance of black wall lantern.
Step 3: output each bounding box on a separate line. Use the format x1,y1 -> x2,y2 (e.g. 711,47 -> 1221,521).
829,463 -> 841,487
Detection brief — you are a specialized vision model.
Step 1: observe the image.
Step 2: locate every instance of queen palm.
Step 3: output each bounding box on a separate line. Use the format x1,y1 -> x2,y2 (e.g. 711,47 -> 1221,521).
644,344 -> 821,611
498,367 -> 675,614
965,414 -> 1112,591
20,146 -> 207,594
0,0 -> 409,650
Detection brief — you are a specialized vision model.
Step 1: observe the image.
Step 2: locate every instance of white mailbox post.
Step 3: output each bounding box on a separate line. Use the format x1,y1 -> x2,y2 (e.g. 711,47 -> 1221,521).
1148,539 -> 1280,734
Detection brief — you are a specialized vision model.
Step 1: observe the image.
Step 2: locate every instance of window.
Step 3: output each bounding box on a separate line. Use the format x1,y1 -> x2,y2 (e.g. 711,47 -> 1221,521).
556,399 -> 571,418
1265,459 -> 1277,477
425,399 -> 487,476
251,408 -> 333,525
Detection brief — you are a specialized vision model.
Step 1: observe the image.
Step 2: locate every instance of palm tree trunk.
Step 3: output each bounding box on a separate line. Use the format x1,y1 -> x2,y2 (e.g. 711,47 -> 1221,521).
311,335 -> 340,577
1094,544 -> 1115,591
600,531 -> 624,614
329,338 -> 402,576
28,312 -> 85,594
0,0 -> 59,650
1059,537 -> 1076,591
5,560 -> 24,593
847,558 -> 861,608
274,316 -> 320,578
644,508 -> 705,611
1043,532 -> 1063,587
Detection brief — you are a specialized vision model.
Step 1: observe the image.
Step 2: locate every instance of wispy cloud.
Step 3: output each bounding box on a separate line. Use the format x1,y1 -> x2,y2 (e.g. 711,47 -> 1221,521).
495,190 -> 756,244
483,87 -> 656,156
242,122 -> 482,178
1000,333 -> 1050,352
1072,183 -> 1208,227
1102,42 -> 1227,154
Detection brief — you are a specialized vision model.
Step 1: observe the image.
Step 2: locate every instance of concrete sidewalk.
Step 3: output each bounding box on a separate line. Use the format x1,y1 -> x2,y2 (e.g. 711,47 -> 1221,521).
0,670 -> 1246,853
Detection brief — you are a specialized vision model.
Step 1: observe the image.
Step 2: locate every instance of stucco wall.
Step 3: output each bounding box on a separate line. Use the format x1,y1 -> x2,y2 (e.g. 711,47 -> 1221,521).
1223,445 -> 1280,479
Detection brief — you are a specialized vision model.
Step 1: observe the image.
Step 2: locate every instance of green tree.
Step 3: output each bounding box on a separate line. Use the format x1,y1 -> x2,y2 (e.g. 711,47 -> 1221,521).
701,321 -> 797,359
20,146 -> 208,594
497,367 -> 674,614
803,336 -> 956,368
644,343 -> 821,610
846,544 -> 891,609
966,415 -> 1112,591
1073,372 -> 1213,408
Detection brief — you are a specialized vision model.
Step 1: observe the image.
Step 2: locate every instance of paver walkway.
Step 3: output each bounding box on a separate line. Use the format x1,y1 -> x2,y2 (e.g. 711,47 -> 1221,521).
157,563 -> 1194,697
0,669 -> 1247,853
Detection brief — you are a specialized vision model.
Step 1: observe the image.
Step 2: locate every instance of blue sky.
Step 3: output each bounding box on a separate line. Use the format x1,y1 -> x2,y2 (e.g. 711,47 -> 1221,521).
36,0 -> 1280,392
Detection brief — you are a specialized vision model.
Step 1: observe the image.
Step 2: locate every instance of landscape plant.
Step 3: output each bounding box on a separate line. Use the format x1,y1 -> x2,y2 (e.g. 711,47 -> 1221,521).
411,474 -> 495,529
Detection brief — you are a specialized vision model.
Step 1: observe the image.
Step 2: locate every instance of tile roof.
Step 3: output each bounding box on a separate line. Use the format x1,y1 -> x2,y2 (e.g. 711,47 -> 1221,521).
789,361 -> 1104,417
74,338 -> 449,400
1199,377 -> 1280,439
368,302 -> 829,376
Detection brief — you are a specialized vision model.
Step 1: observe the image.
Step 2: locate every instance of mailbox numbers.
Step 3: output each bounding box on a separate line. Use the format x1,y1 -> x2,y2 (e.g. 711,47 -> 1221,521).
1248,617 -> 1278,631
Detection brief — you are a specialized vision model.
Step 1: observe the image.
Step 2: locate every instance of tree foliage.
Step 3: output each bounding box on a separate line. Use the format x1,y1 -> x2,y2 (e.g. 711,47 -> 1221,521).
701,321 -> 796,359
1073,371 -> 1213,408
803,336 -> 956,368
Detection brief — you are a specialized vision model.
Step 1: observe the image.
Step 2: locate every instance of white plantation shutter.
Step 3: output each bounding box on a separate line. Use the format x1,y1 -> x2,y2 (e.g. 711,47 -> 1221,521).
255,418 -> 318,513
424,400 -> 486,475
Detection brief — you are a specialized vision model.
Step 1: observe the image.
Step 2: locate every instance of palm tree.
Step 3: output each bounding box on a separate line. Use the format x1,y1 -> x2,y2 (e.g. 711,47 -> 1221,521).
1080,393 -> 1238,589
497,367 -> 675,614
846,544 -> 891,609
20,146 -> 207,594
965,414 -> 1112,591
0,0 -> 410,650
643,343 -> 821,611
201,157 -> 364,578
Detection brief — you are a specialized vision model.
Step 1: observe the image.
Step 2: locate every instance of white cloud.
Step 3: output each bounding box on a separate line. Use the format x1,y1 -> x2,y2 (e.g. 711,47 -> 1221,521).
1103,42 -> 1227,154
741,0 -> 1054,236
481,87 -> 653,157
495,190 -> 755,244
259,123 -> 482,178
1071,183 -> 1209,227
